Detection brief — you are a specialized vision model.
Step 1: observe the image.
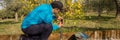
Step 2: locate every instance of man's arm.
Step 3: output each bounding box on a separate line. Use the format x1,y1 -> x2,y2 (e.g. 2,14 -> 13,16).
52,24 -> 60,30
52,16 -> 63,30
43,15 -> 63,30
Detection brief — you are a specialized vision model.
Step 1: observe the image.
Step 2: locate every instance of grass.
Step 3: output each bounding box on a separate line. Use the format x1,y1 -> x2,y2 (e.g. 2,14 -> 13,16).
54,13 -> 120,33
63,18 -> 120,29
0,13 -> 120,35
63,13 -> 120,28
0,21 -> 23,35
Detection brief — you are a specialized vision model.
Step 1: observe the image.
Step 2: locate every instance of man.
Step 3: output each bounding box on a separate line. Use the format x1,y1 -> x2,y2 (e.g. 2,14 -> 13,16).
21,1 -> 63,40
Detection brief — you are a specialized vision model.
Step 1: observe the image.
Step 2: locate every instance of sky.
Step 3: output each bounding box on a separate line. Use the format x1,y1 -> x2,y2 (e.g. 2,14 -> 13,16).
0,6 -> 2,10
0,0 -> 3,10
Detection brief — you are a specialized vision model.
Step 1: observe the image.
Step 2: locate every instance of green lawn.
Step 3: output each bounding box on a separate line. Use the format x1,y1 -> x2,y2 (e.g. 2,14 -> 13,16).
0,21 -> 22,35
0,13 -> 120,35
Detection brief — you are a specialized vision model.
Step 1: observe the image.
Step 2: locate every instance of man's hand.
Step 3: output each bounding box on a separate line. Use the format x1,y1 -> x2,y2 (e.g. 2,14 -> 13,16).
58,21 -> 63,28
57,16 -> 63,20
57,16 -> 63,27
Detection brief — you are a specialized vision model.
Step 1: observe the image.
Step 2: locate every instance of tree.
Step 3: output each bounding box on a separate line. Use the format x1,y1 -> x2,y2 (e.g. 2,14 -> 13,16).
12,0 -> 49,21
1,0 -> 53,21
4,0 -> 23,22
63,0 -> 85,19
19,0 -> 42,20
82,0 -> 116,17
114,0 -> 120,18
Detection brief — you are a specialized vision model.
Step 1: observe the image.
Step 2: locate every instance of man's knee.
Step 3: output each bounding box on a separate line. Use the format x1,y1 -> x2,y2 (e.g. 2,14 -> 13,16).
44,24 -> 52,31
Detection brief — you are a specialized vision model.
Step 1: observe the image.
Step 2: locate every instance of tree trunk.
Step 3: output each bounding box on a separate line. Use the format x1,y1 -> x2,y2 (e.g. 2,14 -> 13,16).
0,18 -> 2,20
20,14 -> 24,21
85,0 -> 89,16
114,0 -> 120,18
98,0 -> 102,17
98,13 -> 101,17
98,5 -> 102,17
15,12 -> 18,22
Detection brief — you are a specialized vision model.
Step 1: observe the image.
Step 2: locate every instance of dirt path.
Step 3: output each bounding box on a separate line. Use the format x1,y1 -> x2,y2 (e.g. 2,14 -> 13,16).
49,32 -> 75,40
0,30 -> 120,40
0,32 -> 75,40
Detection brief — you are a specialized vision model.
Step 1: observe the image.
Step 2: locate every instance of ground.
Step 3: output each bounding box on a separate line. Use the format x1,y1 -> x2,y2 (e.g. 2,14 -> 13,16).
0,13 -> 120,40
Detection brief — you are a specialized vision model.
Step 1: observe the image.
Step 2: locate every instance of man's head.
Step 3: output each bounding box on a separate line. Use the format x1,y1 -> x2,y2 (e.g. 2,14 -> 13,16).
51,1 -> 63,14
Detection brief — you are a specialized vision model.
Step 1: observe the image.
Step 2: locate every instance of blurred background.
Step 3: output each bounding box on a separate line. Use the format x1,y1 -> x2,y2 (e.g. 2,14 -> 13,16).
0,0 -> 120,40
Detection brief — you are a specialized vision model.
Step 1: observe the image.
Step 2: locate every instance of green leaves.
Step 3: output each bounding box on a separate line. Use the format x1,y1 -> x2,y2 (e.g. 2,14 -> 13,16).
64,1 -> 85,19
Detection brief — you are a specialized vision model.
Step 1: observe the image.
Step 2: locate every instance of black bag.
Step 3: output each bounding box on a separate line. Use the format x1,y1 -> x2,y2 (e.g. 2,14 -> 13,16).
68,32 -> 89,40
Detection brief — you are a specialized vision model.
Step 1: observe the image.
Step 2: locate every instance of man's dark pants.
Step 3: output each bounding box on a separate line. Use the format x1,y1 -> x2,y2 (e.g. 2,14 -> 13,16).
21,23 -> 53,40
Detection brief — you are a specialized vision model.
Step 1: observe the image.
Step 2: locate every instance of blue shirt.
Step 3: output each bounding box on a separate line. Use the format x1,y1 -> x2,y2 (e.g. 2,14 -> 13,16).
21,4 -> 59,30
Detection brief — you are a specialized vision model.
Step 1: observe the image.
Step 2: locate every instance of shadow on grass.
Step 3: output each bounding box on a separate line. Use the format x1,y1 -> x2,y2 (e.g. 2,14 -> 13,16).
54,26 -> 120,33
0,21 -> 20,24
65,16 -> 115,21
84,16 -> 115,21
65,26 -> 120,30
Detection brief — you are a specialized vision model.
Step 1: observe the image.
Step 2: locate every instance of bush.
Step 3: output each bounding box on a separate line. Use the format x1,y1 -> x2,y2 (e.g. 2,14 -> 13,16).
63,1 -> 85,19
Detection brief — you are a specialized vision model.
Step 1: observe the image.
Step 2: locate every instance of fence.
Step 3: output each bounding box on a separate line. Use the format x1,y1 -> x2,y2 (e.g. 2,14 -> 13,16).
83,30 -> 120,40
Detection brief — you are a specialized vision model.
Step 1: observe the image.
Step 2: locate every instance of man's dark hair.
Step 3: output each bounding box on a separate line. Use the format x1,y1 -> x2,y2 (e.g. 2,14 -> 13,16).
51,1 -> 63,11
